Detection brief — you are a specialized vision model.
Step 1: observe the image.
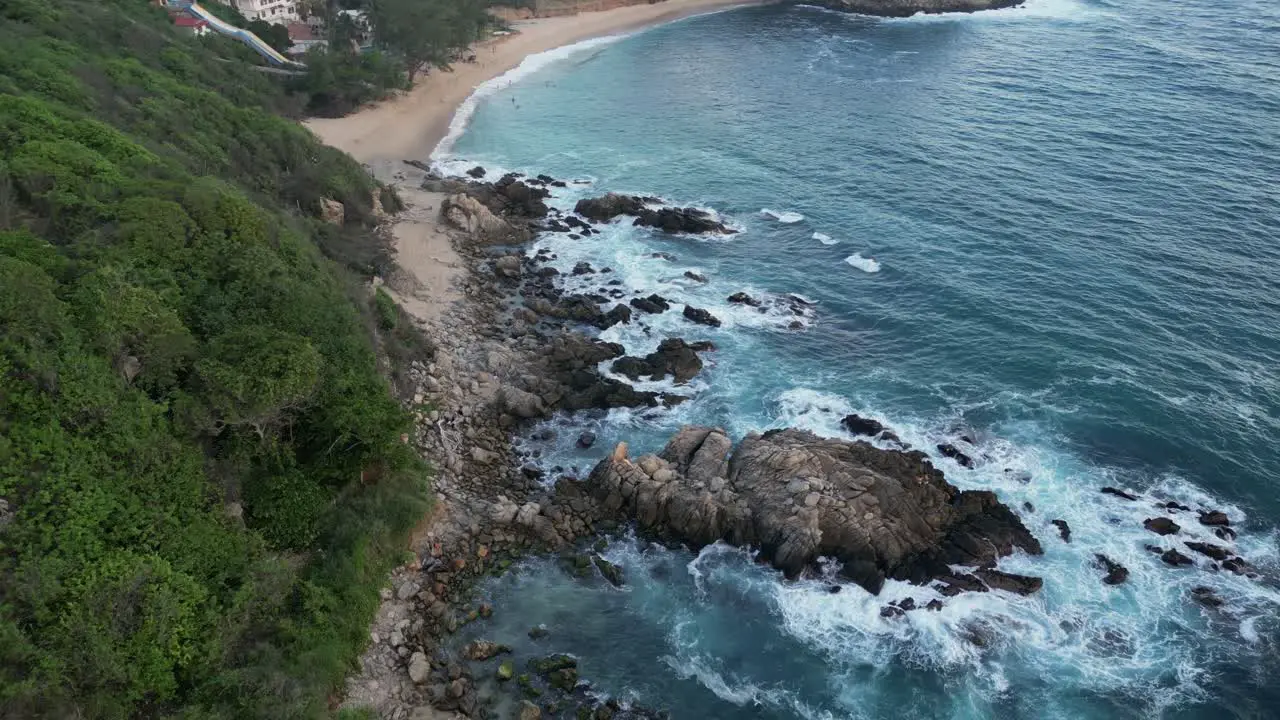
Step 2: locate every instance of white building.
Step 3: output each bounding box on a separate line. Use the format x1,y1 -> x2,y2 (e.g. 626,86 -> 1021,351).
232,0 -> 298,24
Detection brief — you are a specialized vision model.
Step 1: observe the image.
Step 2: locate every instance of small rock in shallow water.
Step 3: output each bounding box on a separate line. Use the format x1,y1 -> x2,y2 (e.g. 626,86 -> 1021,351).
1093,554 -> 1129,585
1199,510 -> 1230,526
497,660 -> 515,681
577,431 -> 597,449
1184,541 -> 1231,561
1161,549 -> 1194,566
1101,486 -> 1139,501
1052,519 -> 1071,542
528,625 -> 549,640
936,443 -> 974,468
1144,517 -> 1180,535
1191,586 -> 1224,608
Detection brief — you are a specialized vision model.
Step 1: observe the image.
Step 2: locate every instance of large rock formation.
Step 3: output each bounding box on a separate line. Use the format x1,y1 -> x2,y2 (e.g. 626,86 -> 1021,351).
803,0 -> 1024,17
586,427 -> 1042,595
573,193 -> 737,235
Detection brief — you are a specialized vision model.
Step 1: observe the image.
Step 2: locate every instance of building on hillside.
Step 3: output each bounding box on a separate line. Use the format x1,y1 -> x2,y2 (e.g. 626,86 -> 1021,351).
172,15 -> 211,35
231,0 -> 298,24
285,21 -> 327,57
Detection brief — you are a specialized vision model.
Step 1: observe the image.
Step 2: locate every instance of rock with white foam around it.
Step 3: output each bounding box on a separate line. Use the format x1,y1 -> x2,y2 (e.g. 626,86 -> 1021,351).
583,426 -> 1042,596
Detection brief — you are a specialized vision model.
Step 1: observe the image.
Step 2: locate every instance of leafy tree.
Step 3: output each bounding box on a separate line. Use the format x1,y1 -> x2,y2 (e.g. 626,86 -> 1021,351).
370,0 -> 489,81
248,18 -> 294,54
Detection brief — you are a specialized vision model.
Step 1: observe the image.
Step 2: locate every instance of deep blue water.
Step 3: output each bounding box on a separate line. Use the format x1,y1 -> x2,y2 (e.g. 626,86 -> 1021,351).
433,1 -> 1280,717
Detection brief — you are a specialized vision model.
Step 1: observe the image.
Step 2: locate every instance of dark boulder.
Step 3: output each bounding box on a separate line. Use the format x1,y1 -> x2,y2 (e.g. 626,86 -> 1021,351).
629,294 -> 671,314
1051,519 -> 1071,543
926,599 -> 944,611
1184,541 -> 1230,561
592,555 -> 624,587
572,261 -> 595,275
841,414 -> 887,438
1161,549 -> 1194,567
727,292 -> 762,307
610,338 -> 705,385
585,427 -> 1041,596
1163,501 -> 1192,512
633,206 -> 736,235
682,305 -> 722,328
577,432 -> 597,449
1199,510 -> 1230,527
1101,487 -> 1139,501
596,304 -> 632,330
1190,586 -> 1224,608
936,443 -> 974,468
1093,554 -> 1129,585
1221,557 -> 1249,575
1143,517 -> 1180,536
975,569 -> 1043,595
1215,526 -> 1237,541
936,573 -> 988,597
574,193 -> 647,222
683,271 -> 709,283
467,166 -> 486,178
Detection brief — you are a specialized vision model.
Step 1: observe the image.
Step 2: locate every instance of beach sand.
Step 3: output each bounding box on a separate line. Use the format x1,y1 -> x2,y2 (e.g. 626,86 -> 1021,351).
304,0 -> 758,165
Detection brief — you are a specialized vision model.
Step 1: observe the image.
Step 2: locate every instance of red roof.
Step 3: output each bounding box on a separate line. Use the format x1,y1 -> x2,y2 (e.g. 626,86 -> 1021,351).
287,22 -> 315,41
174,16 -> 208,27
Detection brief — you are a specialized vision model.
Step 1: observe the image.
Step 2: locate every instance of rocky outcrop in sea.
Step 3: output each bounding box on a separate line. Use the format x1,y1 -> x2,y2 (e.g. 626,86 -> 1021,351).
799,0 -> 1025,18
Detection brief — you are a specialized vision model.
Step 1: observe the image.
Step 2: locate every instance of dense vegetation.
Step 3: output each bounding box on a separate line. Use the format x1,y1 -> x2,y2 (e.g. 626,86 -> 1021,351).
0,0 -> 433,717
291,0 -> 493,116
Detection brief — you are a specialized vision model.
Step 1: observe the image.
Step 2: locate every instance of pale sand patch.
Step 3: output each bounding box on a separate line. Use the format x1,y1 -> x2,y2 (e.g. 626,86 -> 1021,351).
379,183 -> 463,324
304,0 -> 761,165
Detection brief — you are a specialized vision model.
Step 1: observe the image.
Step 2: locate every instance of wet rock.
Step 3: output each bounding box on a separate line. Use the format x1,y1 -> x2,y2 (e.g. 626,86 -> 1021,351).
529,654 -> 578,675
926,599 -> 944,611
975,569 -> 1043,595
634,206 -> 736,235
611,338 -> 705,385
1199,510 -> 1230,527
586,427 -> 1041,595
1093,554 -> 1129,585
1051,519 -> 1071,542
467,166 -> 486,178
1221,556 -> 1249,575
1161,549 -> 1194,567
1190,586 -> 1224,608
574,193 -> 648,222
630,294 -> 671,314
936,443 -> 974,468
682,305 -> 722,328
1163,501 -> 1192,512
683,271 -> 709,283
528,626 -> 550,640
1215,526 -> 1238,541
592,554 -> 624,587
572,261 -> 595,276
727,292 -> 762,307
497,660 -> 515,681
897,597 -> 916,611
577,432 -> 597,449
464,640 -> 510,661
1101,486 -> 1139,501
519,700 -> 542,720
596,304 -> 632,330
1184,541 -> 1231,561
840,414 -> 887,438
1143,517 -> 1180,536
879,605 -> 905,619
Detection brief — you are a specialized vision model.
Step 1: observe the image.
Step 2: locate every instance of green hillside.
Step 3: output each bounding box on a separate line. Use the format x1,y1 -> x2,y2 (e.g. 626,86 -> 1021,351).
0,1 -> 430,717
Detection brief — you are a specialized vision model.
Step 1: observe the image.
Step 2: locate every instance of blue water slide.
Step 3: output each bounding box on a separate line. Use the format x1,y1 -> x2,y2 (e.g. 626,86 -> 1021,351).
166,0 -> 304,67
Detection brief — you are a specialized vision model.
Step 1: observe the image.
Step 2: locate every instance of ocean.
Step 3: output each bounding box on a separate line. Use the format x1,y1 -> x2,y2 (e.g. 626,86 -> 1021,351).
431,0 -> 1280,717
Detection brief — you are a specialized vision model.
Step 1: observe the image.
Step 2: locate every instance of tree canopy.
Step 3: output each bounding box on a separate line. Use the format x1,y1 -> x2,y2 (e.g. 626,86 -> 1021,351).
0,0 -> 431,717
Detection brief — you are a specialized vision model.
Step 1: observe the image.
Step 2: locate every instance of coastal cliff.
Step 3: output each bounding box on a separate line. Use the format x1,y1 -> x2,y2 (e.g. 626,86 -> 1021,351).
801,0 -> 1024,17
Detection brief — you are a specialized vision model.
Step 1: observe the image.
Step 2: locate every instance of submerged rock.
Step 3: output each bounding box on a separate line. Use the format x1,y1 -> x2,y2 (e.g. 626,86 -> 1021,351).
1051,519 -> 1071,543
1093,554 -> 1129,585
1143,517 -> 1181,535
1199,510 -> 1230,527
610,338 -> 706,385
1101,486 -> 1139,501
682,305 -> 722,328
584,426 -> 1042,595
936,443 -> 975,468
592,554 -> 624,587
573,193 -> 736,234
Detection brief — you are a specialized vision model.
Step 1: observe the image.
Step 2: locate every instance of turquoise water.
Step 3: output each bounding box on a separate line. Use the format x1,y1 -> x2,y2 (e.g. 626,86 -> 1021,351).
435,1 -> 1280,717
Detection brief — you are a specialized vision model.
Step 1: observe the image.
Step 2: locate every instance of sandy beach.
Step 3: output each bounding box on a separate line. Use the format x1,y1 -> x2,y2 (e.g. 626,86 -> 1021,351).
304,0 -> 758,166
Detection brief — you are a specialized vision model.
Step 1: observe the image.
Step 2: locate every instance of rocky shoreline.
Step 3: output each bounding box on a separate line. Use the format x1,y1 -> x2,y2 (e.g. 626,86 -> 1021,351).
798,0 -> 1026,18
343,162 -> 1258,720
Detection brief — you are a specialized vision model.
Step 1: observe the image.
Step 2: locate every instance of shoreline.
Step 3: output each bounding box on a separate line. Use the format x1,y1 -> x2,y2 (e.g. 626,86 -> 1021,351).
304,0 -> 761,166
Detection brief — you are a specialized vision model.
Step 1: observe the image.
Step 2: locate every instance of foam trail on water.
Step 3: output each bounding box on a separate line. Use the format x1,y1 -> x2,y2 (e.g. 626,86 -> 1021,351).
844,253 -> 881,272
812,232 -> 839,245
761,208 -> 806,223
431,34 -> 629,160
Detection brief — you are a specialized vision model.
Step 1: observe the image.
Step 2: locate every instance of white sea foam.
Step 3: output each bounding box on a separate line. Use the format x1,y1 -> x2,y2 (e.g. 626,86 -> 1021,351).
844,253 -> 882,273
431,34 -> 629,159
812,231 -> 839,245
761,208 -> 805,224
